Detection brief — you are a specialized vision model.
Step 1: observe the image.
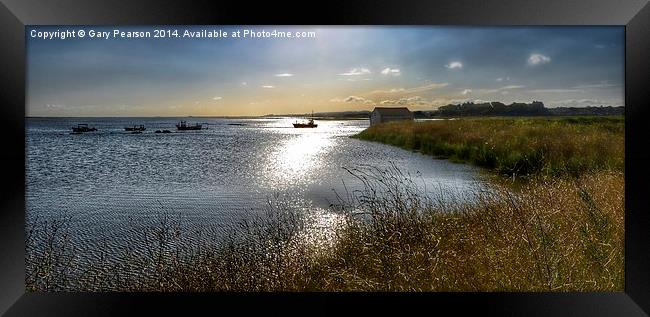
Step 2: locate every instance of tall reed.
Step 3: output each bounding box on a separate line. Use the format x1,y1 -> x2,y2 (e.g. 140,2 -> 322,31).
26,168 -> 623,292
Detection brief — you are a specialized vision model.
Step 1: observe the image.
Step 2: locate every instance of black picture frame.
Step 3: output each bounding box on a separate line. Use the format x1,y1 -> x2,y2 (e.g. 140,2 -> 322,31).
1,0 -> 649,315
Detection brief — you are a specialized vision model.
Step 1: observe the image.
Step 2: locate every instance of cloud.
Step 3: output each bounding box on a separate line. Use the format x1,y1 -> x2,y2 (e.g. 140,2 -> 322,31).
338,68 -> 371,76
274,73 -> 294,77
212,96 -> 222,101
380,67 -> 400,76
496,76 -> 510,82
550,98 -> 623,107
369,83 -> 449,95
378,96 -> 488,109
241,82 -> 247,86
500,85 -> 525,90
571,82 -> 619,89
527,53 -> 551,66
44,104 -> 67,110
330,96 -> 374,104
380,96 -> 429,106
378,96 -> 468,109
344,78 -> 373,82
445,61 -> 463,69
40,103 -> 140,114
528,88 -> 583,93
461,89 -> 472,95
478,85 -> 526,94
261,85 -> 275,89
372,88 -> 407,94
344,96 -> 373,104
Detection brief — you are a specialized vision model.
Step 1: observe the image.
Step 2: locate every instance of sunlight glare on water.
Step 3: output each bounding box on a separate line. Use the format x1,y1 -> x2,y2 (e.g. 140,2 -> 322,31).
271,128 -> 332,184
26,117 -> 486,268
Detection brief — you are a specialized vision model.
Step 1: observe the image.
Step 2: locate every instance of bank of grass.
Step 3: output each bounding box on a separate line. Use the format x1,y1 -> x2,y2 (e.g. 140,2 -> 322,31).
353,116 -> 624,178
313,169 -> 624,291
26,116 -> 624,291
26,168 -> 623,292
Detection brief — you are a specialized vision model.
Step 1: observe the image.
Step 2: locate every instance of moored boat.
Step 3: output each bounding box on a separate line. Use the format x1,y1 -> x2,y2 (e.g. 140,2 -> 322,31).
293,111 -> 318,128
71,124 -> 97,133
176,121 -> 203,130
124,125 -> 146,132
293,119 -> 318,128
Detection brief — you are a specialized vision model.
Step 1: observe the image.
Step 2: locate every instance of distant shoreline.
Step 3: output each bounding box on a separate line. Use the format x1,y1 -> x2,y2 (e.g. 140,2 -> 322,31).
25,115 -> 369,120
26,104 -> 624,120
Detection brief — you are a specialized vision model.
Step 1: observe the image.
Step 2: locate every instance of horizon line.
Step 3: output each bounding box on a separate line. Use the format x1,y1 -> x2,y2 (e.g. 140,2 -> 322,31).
26,104 -> 625,118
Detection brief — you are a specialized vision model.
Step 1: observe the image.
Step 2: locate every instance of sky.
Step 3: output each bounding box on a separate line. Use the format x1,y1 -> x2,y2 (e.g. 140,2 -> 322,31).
27,26 -> 624,117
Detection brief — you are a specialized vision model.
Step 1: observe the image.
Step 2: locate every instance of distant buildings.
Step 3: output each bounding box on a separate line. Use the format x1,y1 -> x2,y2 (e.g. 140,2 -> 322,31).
370,107 -> 414,126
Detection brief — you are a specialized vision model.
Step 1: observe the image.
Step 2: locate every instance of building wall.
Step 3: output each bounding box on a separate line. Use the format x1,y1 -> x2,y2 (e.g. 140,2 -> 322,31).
381,116 -> 412,124
370,111 -> 382,126
370,111 -> 413,126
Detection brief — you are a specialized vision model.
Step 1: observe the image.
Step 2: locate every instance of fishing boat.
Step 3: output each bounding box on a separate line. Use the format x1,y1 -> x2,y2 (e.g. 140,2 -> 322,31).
71,124 -> 97,133
293,111 -> 318,128
124,124 -> 146,132
176,121 -> 203,130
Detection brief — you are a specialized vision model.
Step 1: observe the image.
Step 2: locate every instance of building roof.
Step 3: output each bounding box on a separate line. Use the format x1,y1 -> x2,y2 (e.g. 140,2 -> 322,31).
372,107 -> 412,116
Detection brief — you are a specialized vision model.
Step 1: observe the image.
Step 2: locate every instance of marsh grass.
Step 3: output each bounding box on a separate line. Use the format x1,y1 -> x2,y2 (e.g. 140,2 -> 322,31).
309,166 -> 623,291
353,117 -> 624,178
25,168 -> 623,292
26,116 -> 624,292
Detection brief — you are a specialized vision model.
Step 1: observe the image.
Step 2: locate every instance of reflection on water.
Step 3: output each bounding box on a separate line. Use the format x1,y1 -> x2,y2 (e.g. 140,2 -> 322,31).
273,131 -> 332,182
299,209 -> 346,250
26,117 -> 486,267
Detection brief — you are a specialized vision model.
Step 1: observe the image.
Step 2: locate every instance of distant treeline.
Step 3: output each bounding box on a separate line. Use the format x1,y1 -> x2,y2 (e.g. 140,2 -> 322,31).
415,101 -> 624,118
264,102 -> 624,119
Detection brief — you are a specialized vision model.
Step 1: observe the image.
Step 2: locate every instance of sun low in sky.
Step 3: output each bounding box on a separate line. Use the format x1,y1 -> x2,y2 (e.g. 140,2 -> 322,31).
27,26 -> 624,117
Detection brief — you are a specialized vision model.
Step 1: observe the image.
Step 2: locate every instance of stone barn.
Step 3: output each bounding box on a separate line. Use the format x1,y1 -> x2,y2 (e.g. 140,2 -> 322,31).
370,107 -> 414,126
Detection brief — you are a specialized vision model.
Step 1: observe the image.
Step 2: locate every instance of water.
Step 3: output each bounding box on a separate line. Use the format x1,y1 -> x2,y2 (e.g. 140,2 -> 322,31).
26,117 -> 485,264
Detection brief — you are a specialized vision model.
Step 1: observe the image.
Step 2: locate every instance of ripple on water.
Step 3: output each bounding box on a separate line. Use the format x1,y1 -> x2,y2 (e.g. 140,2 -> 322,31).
26,118 -> 487,270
